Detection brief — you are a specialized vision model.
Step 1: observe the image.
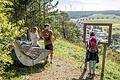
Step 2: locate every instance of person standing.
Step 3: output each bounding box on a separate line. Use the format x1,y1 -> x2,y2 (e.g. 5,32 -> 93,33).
42,24 -> 54,64
30,27 -> 40,47
87,32 -> 99,77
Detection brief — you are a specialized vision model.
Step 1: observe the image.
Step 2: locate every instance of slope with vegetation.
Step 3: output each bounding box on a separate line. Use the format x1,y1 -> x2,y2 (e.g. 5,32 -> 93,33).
1,40 -> 120,80
54,40 -> 120,80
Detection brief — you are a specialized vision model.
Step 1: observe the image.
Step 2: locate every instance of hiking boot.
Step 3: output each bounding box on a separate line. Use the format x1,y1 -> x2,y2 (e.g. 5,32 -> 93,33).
50,61 -> 52,64
83,67 -> 87,72
44,60 -> 48,64
88,73 -> 91,77
91,73 -> 95,77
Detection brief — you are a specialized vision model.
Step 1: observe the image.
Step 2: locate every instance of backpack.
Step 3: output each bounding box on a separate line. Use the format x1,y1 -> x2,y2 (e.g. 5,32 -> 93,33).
89,36 -> 97,53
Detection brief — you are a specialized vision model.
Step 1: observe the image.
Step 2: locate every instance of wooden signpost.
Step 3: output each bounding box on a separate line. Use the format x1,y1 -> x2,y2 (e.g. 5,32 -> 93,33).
83,22 -> 112,80
100,42 -> 107,80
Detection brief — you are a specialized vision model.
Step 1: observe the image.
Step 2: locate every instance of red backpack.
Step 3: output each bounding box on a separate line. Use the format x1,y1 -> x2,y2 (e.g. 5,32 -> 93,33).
89,36 -> 97,53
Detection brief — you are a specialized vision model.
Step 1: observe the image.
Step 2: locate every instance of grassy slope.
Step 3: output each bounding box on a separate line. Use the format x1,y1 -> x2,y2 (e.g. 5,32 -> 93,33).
2,39 -> 120,80
54,39 -> 120,80
54,39 -> 85,63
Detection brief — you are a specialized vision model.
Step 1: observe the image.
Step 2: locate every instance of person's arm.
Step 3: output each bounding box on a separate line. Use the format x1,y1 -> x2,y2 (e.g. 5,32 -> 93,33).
36,35 -> 39,41
86,41 -> 90,50
96,40 -> 99,48
50,30 -> 55,43
48,30 -> 53,38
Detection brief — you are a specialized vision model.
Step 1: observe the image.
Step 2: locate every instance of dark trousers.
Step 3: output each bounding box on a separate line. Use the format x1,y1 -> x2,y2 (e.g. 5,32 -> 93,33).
85,49 -> 99,63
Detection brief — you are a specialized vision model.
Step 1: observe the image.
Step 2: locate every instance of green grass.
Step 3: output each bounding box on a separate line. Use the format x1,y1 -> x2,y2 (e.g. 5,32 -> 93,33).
54,39 -> 85,63
105,59 -> 120,80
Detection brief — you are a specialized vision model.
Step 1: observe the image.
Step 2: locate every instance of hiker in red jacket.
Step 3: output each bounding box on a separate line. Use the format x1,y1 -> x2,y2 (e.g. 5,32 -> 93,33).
87,32 -> 99,77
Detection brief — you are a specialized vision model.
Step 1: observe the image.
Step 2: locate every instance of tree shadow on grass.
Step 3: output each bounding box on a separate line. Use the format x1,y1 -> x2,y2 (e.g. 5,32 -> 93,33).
2,62 -> 48,80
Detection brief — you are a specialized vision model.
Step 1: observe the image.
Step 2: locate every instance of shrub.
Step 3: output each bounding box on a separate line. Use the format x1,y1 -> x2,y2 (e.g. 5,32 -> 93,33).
0,0 -> 27,74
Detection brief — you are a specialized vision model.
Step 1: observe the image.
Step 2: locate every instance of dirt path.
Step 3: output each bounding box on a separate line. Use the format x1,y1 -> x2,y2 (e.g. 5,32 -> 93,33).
23,57 -> 98,80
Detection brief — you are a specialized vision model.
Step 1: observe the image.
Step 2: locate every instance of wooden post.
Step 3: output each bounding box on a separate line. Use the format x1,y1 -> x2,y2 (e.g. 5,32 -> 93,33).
83,24 -> 87,72
83,24 -> 86,42
100,43 -> 107,80
108,24 -> 112,45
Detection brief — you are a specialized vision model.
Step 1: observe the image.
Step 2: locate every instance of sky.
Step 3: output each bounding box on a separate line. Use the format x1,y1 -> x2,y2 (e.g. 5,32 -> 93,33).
52,0 -> 120,11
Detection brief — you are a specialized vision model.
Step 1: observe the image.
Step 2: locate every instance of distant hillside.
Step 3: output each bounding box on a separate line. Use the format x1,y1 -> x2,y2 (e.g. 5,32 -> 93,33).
83,14 -> 120,20
67,10 -> 120,19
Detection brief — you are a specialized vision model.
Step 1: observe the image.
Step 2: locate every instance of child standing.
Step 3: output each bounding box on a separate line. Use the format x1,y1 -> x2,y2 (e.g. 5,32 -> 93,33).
30,27 -> 40,47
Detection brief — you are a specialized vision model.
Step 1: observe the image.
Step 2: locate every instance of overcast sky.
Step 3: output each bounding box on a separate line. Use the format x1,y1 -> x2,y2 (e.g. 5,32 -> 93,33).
53,0 -> 120,11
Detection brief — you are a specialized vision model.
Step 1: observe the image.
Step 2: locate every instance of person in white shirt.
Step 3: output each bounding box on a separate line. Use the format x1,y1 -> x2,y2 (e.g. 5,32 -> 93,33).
30,27 -> 40,47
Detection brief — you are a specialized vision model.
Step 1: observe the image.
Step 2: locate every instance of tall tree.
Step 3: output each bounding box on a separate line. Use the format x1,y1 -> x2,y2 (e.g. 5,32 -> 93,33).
59,11 -> 70,38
